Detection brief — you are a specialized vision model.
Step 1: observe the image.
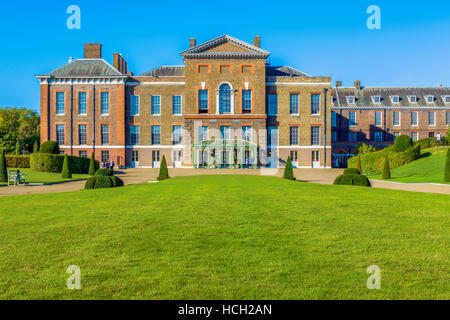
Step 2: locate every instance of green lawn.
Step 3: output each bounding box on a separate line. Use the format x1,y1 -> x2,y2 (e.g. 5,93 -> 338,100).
0,168 -> 89,185
0,176 -> 448,300
368,147 -> 450,184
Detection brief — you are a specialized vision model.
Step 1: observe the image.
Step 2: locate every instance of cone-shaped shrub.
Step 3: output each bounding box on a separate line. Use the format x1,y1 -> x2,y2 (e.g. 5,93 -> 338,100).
382,156 -> 391,180
89,153 -> 96,176
283,157 -> 296,180
61,154 -> 72,179
0,149 -> 7,182
356,153 -> 362,174
444,149 -> 450,182
33,141 -> 39,153
157,156 -> 170,181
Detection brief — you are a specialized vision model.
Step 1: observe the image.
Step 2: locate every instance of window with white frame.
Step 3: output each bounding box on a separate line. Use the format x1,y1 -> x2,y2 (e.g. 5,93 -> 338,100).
391,95 -> 400,103
411,132 -> 418,141
130,95 -> 140,116
151,96 -> 161,115
428,111 -> 436,126
372,96 -> 381,104
101,150 -> 109,163
446,111 -> 450,125
346,96 -> 356,104
290,94 -> 299,115
151,125 -> 161,145
268,94 -> 278,116
242,90 -> 252,113
78,92 -> 87,115
198,90 -> 209,113
220,126 -> 231,140
172,125 -> 182,145
445,96 -> 450,104
393,111 -> 400,126
311,94 -> 320,115
331,111 -> 337,127
374,131 -> 383,142
101,92 -> 109,115
78,124 -> 87,145
219,84 -> 232,114
290,126 -> 299,145
349,112 -> 356,127
56,92 -> 65,115
199,126 -> 208,142
426,95 -> 434,103
242,126 -> 252,142
56,124 -> 65,145
408,95 -> 418,103
411,111 -> 418,126
375,111 -> 382,126
78,150 -> 87,158
130,125 -> 140,145
311,126 -> 320,146
348,131 -> 357,142
101,125 -> 109,145
173,95 -> 182,115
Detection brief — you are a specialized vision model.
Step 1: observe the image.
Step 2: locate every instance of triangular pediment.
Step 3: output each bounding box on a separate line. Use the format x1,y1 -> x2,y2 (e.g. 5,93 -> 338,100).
181,35 -> 270,59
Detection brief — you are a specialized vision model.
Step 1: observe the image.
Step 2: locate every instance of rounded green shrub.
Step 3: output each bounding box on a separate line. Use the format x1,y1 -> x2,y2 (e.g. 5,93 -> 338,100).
393,135 -> 413,152
333,175 -> 343,185
110,176 -> 124,187
85,177 -> 96,190
95,168 -> 114,177
334,174 -> 371,187
341,174 -> 354,185
344,168 -> 360,175
40,141 -> 60,154
94,176 -> 113,189
352,174 -> 371,187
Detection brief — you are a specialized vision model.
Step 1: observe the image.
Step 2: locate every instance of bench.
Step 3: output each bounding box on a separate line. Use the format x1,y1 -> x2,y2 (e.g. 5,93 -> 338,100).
8,170 -> 27,186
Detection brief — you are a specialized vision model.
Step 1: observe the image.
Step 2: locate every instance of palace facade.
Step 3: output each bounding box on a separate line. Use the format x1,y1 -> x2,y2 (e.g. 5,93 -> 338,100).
36,35 -> 450,169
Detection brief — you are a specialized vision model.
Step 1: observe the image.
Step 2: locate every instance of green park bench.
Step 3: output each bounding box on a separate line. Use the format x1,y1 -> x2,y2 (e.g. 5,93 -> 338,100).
7,170 -> 27,186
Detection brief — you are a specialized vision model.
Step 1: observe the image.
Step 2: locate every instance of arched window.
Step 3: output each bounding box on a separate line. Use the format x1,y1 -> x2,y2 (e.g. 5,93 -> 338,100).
219,83 -> 231,114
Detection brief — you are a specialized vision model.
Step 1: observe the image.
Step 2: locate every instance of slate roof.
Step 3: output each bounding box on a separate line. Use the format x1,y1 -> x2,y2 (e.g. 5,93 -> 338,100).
332,87 -> 450,108
181,34 -> 270,59
140,66 -> 185,77
266,66 -> 311,77
41,59 -> 123,77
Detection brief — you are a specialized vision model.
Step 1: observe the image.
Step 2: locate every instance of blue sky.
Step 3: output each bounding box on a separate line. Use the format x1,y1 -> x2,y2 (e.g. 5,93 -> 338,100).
1,0 -> 450,113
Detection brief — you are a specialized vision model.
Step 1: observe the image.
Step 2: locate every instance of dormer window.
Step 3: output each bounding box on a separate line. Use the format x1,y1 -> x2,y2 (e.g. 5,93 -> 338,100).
372,96 -> 381,104
346,96 -> 356,104
426,95 -> 434,103
408,95 -> 418,103
391,95 -> 400,103
443,96 -> 450,103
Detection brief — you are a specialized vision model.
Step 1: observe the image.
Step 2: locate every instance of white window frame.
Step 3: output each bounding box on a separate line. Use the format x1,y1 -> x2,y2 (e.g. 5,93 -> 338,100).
411,111 -> 419,127
408,95 -> 418,103
411,132 -> 418,142
349,111 -> 357,127
346,96 -> 356,104
372,96 -> 382,104
151,95 -> 161,116
374,111 -> 383,127
425,95 -> 434,104
78,92 -> 87,115
173,95 -> 183,116
100,92 -> 110,116
443,96 -> 450,104
290,126 -> 299,146
311,126 -> 321,146
56,92 -> 65,115
446,111 -> 450,126
130,95 -> 140,116
311,94 -> 321,116
289,94 -> 299,116
390,95 -> 400,104
393,111 -> 401,126
428,111 -> 436,126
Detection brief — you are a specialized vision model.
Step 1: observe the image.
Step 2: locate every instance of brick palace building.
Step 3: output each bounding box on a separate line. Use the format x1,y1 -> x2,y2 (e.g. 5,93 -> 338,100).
36,35 -> 450,168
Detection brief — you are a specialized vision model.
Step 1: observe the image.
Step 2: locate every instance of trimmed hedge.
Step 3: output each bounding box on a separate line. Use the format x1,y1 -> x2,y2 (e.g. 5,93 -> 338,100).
414,136 -> 449,149
5,155 -> 30,168
95,168 -> 114,177
333,174 -> 371,187
393,135 -> 413,152
110,176 -> 124,187
94,176 -> 113,189
40,141 -> 60,154
344,168 -> 360,175
444,149 -> 450,183
348,145 -> 420,174
85,177 -> 96,189
85,175 -> 124,190
30,153 -> 99,174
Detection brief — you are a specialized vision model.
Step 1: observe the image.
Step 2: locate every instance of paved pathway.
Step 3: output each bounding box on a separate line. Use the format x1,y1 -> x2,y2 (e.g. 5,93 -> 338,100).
1,168 -> 449,197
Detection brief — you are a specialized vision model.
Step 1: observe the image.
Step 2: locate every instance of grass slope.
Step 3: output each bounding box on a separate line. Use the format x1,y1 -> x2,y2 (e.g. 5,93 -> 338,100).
0,168 -> 89,185
0,176 -> 448,300
369,147 -> 450,184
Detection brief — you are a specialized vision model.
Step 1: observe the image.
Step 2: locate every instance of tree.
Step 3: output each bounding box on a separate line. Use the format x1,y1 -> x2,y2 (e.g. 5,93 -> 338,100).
89,153 -> 96,176
15,140 -> 21,155
33,141 -> 39,153
0,149 -> 7,182
356,143 -> 376,155
283,157 -> 296,181
382,156 -> 391,180
40,141 -> 60,154
157,156 -> 170,181
356,153 -> 362,174
444,149 -> 450,183
61,154 -> 72,179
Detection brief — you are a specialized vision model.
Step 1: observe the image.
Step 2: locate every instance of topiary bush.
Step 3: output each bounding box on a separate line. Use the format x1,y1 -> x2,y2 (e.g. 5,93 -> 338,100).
0,149 -> 7,182
393,135 -> 413,152
382,156 -> 391,180
94,176 -> 113,189
95,168 -> 114,177
61,154 -> 72,179
33,141 -> 39,153
5,155 -> 30,168
158,156 -> 170,181
444,149 -> 450,183
283,157 -> 296,181
353,174 -> 371,187
333,174 -> 371,187
89,153 -> 96,176
39,141 -> 60,154
30,153 -> 99,174
356,153 -> 362,174
110,176 -> 124,187
85,177 -> 96,190
344,168 -> 360,175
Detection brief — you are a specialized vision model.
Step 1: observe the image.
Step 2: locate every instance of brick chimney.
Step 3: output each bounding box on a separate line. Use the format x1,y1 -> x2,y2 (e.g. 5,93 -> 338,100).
189,38 -> 196,48
113,53 -> 128,74
354,80 -> 361,90
253,35 -> 261,48
336,81 -> 342,87
84,43 -> 102,59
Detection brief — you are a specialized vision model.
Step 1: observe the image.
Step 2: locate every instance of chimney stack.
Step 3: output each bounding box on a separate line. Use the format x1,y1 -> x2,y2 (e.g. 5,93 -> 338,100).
336,81 -> 342,88
253,35 -> 261,48
84,43 -> 102,59
189,38 -> 196,48
354,80 -> 361,90
113,53 -> 128,74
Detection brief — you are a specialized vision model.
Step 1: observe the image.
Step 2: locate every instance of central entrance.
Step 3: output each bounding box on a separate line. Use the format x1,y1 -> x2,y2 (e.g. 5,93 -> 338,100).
193,139 -> 258,169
